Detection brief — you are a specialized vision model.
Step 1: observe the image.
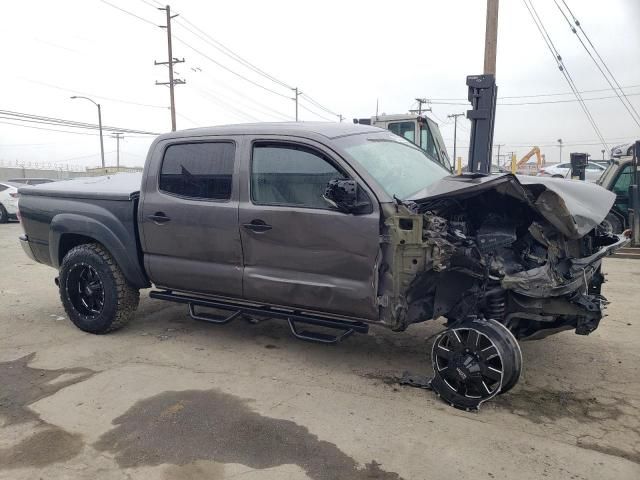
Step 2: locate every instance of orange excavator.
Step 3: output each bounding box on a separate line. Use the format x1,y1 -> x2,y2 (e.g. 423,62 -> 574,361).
512,146 -> 545,174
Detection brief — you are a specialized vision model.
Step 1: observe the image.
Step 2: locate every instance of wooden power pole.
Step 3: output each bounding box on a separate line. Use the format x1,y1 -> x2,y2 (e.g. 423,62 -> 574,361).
484,0 -> 499,75
155,4 -> 185,131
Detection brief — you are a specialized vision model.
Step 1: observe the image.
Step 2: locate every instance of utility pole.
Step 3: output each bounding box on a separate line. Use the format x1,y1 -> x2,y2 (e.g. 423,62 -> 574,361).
111,133 -> 124,168
338,114 -> 344,123
155,5 -> 185,131
557,138 -> 563,163
292,87 -> 301,121
484,0 -> 499,75
494,143 -> 504,166
601,149 -> 605,161
448,113 -> 465,165
415,98 -> 430,116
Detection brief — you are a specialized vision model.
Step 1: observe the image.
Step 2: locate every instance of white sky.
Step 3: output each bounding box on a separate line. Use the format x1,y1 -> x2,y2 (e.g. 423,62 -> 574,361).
1,0 -> 639,169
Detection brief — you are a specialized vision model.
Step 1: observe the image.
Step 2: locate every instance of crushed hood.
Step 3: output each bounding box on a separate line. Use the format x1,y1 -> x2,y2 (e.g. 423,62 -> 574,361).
407,173 -> 615,239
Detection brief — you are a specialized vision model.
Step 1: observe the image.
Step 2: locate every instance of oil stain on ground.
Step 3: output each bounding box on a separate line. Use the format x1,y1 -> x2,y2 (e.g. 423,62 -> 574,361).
493,388 -> 627,424
0,353 -> 94,468
94,389 -> 403,480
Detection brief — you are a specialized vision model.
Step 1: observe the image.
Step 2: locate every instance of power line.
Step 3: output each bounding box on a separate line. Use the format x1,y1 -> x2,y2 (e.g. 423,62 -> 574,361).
425,83 -> 640,102
554,0 -> 640,128
0,109 -> 159,135
173,34 -> 293,100
297,103 -> 335,122
190,67 -> 293,120
23,78 -> 168,109
174,16 -> 293,91
98,0 -> 157,27
522,0 -> 607,150
426,91 -> 640,106
0,120 -> 101,136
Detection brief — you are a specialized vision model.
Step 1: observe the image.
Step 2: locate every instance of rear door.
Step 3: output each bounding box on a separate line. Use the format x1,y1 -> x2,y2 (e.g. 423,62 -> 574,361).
140,137 -> 243,298
238,137 -> 381,320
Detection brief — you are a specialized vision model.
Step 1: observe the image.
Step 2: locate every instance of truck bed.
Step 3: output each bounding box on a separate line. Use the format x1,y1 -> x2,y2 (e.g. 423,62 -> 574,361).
18,172 -> 142,201
18,172 -> 149,289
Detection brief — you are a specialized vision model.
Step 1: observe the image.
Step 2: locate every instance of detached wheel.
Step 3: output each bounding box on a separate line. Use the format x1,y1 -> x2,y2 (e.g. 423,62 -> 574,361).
59,243 -> 139,334
0,204 -> 8,223
430,318 -> 521,410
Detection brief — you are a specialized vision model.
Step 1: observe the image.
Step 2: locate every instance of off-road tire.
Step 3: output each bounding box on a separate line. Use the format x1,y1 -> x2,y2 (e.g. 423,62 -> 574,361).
59,243 -> 139,334
0,204 -> 8,223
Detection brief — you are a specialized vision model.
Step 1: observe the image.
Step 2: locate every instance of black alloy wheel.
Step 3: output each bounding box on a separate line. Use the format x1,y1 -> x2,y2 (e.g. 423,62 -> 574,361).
66,263 -> 105,317
430,318 -> 521,410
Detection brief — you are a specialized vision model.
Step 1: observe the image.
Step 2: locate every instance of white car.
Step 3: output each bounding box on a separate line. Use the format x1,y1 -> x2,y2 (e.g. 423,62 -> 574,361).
0,181 -> 20,223
537,162 -> 606,183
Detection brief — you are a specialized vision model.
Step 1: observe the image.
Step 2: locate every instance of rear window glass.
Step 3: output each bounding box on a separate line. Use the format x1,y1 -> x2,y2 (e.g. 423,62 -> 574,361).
159,142 -> 235,200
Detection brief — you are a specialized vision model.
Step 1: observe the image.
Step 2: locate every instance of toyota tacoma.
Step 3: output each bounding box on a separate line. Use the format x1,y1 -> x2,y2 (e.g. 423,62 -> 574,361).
17,123 -> 628,409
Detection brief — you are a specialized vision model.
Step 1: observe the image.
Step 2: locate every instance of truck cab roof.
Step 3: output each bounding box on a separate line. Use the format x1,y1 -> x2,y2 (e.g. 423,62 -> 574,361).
156,122 -> 383,142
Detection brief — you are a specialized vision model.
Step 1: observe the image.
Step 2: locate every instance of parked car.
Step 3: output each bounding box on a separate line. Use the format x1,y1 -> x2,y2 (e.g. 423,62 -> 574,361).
17,123 -> 628,409
537,162 -> 606,182
0,181 -> 21,223
8,177 -> 55,185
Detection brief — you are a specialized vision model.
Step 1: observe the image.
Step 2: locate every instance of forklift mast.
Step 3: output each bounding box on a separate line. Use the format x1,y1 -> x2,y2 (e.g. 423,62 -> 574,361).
466,74 -> 498,174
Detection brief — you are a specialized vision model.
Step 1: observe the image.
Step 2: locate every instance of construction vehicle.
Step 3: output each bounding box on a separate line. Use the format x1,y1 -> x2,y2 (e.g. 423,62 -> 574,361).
514,146 -> 545,175
353,114 -> 452,172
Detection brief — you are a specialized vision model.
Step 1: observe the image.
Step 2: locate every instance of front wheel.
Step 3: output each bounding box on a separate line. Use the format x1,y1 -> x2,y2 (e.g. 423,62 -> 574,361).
430,318 -> 522,410
59,243 -> 139,334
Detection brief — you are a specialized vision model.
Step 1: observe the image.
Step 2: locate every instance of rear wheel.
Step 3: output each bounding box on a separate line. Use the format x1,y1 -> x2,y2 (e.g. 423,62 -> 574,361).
0,204 -> 8,223
59,243 -> 139,334
430,317 -> 521,410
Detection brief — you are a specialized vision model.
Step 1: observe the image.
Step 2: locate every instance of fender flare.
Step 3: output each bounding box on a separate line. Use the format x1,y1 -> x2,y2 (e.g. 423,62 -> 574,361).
49,213 -> 149,289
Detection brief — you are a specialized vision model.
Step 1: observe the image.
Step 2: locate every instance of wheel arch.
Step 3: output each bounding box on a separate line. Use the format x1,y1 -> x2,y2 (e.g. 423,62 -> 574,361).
50,214 -> 149,289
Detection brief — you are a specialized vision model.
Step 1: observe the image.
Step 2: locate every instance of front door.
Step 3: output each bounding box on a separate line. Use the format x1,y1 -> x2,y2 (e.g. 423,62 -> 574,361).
238,138 -> 381,320
140,138 -> 243,298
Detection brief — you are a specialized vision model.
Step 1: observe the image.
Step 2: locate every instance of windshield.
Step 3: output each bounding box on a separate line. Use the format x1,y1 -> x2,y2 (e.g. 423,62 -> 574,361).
337,133 -> 450,199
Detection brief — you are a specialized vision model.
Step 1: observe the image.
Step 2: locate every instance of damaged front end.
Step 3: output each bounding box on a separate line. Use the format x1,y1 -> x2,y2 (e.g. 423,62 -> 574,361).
378,173 -> 629,340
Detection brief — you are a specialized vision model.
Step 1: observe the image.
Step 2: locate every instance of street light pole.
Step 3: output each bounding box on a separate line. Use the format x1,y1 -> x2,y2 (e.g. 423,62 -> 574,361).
71,96 -> 105,168
557,138 -> 563,163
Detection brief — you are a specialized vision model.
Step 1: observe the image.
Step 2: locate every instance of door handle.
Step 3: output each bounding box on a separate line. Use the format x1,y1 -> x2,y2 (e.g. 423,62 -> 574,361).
147,212 -> 171,224
242,219 -> 272,233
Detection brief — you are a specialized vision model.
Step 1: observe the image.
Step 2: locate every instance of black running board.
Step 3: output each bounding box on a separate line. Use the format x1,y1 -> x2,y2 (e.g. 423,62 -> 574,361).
149,290 -> 369,343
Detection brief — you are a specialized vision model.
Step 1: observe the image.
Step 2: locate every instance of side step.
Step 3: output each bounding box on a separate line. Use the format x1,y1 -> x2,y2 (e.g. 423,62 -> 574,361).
150,290 -> 369,344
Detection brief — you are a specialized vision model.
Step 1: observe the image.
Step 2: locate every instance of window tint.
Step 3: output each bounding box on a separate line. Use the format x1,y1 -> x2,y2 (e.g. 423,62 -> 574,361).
0,184 -> 7,193
613,165 -> 633,195
251,144 -> 346,208
159,142 -> 234,200
388,122 -> 416,143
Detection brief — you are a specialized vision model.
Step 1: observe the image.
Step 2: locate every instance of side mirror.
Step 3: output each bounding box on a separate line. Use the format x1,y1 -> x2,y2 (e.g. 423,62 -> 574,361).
323,179 -> 362,213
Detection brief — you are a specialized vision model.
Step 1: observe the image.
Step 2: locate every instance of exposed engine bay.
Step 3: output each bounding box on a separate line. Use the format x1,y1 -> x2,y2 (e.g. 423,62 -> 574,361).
378,174 -> 628,340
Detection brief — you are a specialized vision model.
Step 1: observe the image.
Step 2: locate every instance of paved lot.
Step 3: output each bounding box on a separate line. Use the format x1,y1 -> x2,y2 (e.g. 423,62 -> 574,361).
0,221 -> 639,480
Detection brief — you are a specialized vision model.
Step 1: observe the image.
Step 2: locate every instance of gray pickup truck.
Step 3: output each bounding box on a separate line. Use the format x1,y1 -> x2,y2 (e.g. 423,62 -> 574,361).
18,122 -> 628,409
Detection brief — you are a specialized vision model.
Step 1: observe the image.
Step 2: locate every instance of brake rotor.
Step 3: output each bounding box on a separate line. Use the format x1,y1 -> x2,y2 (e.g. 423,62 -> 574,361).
429,317 -> 520,410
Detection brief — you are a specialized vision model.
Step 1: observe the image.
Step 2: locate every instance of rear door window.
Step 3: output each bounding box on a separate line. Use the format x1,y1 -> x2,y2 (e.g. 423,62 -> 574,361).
159,142 -> 235,200
0,184 -> 7,193
251,143 -> 346,209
